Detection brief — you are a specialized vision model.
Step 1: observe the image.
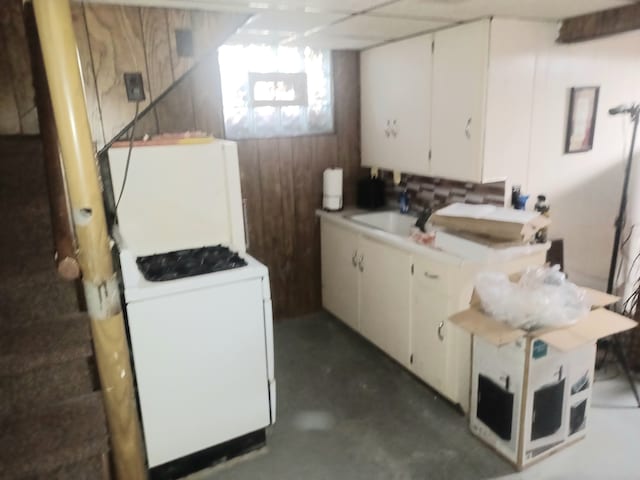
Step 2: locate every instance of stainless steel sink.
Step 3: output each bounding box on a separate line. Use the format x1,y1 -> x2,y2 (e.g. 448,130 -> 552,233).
349,211 -> 416,237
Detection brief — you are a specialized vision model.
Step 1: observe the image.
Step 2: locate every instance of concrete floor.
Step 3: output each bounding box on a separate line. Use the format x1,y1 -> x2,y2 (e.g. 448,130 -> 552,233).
191,312 -> 640,480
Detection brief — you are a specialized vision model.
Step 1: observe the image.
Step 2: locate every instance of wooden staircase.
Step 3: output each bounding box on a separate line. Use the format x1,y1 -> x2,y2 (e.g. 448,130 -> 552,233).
0,136 -> 110,479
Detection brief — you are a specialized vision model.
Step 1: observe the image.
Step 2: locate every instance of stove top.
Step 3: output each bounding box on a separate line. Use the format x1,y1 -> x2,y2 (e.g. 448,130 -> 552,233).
136,245 -> 247,282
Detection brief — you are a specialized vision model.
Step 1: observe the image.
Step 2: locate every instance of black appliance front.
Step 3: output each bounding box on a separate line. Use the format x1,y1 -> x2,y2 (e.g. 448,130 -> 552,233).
356,177 -> 386,209
477,374 -> 514,441
531,378 -> 565,440
569,399 -> 587,435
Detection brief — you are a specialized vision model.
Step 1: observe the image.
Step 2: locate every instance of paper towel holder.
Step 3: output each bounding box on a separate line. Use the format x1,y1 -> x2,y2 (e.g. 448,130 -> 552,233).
323,167 -> 343,211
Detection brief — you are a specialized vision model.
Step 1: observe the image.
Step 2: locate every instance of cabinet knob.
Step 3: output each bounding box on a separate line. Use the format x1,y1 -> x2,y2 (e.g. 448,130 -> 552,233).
437,321 -> 445,341
391,119 -> 397,137
352,251 -> 358,267
385,120 -> 391,138
423,272 -> 440,280
465,117 -> 472,139
358,255 -> 364,272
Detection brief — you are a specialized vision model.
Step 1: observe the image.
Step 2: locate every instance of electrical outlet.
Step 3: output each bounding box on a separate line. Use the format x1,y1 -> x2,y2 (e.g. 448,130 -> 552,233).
124,72 -> 145,102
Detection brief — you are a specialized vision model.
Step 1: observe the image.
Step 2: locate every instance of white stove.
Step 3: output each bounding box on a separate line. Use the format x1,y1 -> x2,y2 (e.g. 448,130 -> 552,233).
108,140 -> 275,473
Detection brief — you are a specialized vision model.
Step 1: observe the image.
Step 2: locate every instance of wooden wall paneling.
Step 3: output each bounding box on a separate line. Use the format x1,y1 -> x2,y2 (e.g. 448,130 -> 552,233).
309,135 -> 339,311
333,51 -> 363,206
276,137 -> 297,316
291,136 -> 316,314
237,139 -> 266,260
84,4 -> 153,141
20,108 -> 40,135
190,11 -> 250,137
559,3 -> 640,43
191,54 -> 225,137
155,10 -> 196,134
1,0 -> 35,134
140,7 -> 172,134
0,31 -> 21,134
71,3 -> 106,146
166,9 -> 194,78
256,138 -> 288,318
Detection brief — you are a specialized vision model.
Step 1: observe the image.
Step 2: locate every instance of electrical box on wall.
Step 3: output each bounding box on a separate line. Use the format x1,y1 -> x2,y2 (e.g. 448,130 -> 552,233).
175,29 -> 194,58
124,72 -> 145,102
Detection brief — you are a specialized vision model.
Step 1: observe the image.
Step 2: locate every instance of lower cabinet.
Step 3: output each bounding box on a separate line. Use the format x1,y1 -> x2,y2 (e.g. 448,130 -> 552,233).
411,287 -> 450,396
359,236 -> 412,367
321,220 -> 360,330
320,217 -> 546,414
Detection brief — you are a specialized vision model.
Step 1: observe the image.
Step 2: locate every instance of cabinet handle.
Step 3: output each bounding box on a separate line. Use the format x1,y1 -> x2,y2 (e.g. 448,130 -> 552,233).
437,321 -> 445,341
352,251 -> 358,267
465,117 -> 472,139
391,119 -> 397,138
423,272 -> 440,280
385,120 -> 391,138
358,255 -> 364,272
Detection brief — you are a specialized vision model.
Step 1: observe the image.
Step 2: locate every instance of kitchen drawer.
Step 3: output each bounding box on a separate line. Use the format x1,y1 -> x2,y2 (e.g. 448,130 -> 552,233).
413,256 -> 456,294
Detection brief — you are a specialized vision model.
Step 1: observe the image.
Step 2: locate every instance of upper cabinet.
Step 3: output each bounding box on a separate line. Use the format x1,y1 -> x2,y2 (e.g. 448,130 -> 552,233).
361,34 -> 432,176
430,20 -> 490,183
361,18 -> 556,185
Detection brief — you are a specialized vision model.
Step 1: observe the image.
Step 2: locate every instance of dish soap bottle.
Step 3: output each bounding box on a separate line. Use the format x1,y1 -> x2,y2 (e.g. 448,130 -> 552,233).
399,189 -> 410,214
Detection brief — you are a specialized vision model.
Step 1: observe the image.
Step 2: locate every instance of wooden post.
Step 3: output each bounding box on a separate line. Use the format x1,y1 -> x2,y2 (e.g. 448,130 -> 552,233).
30,1 -> 147,478
23,1 -> 80,281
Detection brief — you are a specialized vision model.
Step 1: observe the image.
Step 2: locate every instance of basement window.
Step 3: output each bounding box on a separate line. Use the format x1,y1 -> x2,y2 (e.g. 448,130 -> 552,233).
219,44 -> 333,139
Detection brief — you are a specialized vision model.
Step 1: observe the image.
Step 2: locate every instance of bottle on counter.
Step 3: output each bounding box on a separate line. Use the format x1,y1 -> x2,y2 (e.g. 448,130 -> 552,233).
399,189 -> 410,214
534,194 -> 550,243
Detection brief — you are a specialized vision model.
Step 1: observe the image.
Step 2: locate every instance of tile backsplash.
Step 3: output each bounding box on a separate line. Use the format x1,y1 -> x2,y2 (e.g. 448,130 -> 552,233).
378,170 -> 506,212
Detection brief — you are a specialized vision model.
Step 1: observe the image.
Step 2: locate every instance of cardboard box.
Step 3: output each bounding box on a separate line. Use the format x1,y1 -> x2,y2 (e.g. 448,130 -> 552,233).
450,282 -> 636,469
431,203 -> 550,242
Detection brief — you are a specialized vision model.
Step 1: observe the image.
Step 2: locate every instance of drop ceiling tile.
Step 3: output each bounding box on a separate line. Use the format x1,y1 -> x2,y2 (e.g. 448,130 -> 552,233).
320,14 -> 449,40
285,33 -> 381,49
225,31 -> 295,45
372,0 -> 635,21
241,11 -> 347,33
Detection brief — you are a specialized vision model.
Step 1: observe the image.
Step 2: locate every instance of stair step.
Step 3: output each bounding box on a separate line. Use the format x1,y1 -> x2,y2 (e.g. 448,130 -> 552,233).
0,313 -> 92,376
0,392 -> 109,480
0,270 -> 80,326
0,357 -> 97,417
21,453 -> 109,480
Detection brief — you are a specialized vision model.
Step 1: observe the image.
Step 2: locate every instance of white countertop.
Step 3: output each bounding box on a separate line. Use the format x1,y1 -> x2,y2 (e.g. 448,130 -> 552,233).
316,208 -> 550,266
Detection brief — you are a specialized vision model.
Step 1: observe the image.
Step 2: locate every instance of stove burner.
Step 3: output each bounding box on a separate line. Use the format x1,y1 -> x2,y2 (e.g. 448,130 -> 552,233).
136,245 -> 247,282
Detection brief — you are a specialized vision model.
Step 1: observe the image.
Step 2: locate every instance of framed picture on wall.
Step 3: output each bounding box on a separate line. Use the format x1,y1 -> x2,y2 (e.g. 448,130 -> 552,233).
565,86 -> 600,154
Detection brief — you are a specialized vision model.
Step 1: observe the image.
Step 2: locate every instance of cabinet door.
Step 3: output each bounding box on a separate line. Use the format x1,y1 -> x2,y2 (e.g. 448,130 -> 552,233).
320,220 -> 360,330
359,236 -> 412,365
431,19 -> 490,182
361,44 -> 396,171
411,287 -> 449,395
361,35 -> 432,175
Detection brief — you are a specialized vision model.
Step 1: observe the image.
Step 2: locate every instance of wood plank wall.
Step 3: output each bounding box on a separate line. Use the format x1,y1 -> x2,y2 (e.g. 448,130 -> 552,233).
239,51 -> 363,320
0,0 -> 38,135
0,1 -> 247,142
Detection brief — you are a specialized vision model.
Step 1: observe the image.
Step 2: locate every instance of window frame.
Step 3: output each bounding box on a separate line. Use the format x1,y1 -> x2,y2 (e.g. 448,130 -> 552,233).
248,72 -> 309,108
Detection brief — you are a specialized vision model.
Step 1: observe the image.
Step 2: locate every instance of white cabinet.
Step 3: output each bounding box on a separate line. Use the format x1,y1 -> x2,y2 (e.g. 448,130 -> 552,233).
430,20 -> 490,182
321,219 -> 360,330
431,18 -> 555,185
359,236 -> 412,366
361,34 -> 432,176
320,215 -> 548,413
411,286 -> 450,394
361,18 -> 555,187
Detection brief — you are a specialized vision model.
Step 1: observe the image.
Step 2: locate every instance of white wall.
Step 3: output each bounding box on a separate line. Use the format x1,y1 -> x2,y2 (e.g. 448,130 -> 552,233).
526,29 -> 640,290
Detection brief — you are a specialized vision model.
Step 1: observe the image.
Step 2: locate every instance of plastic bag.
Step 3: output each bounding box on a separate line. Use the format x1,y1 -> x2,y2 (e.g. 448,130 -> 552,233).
474,265 -> 591,331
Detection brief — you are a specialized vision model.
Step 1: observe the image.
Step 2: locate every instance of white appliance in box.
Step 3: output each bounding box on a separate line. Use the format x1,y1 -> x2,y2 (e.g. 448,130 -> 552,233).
470,336 -> 595,469
109,140 -> 275,470
451,278 -> 635,470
